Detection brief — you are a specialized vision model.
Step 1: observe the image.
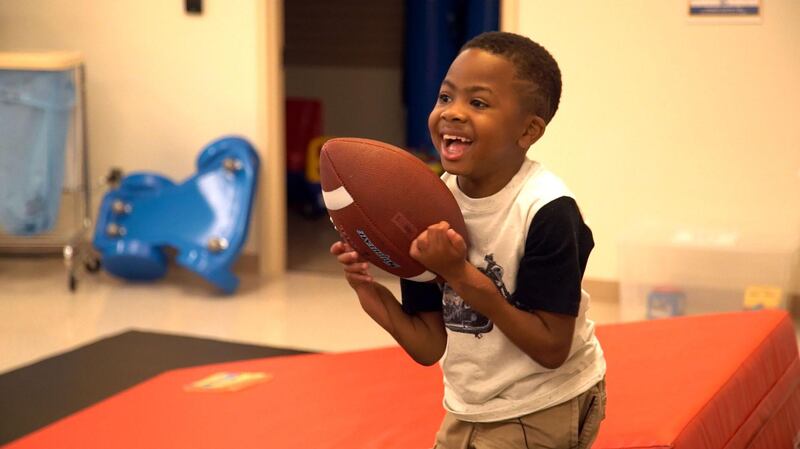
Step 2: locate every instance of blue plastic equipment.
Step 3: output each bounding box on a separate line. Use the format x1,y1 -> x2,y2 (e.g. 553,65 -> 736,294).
93,136 -> 259,294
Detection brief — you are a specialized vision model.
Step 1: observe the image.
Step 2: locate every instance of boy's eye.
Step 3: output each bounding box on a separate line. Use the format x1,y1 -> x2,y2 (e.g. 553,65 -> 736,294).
470,99 -> 488,109
438,93 -> 452,103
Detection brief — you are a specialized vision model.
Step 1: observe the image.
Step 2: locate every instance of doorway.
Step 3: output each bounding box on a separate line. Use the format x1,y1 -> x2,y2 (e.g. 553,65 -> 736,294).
282,0 -> 406,275
281,0 -> 499,276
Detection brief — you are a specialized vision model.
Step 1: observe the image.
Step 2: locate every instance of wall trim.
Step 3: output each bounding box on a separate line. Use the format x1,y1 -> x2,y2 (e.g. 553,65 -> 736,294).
500,0 -> 519,33
258,0 -> 287,278
233,254 -> 260,275
583,278 -> 619,303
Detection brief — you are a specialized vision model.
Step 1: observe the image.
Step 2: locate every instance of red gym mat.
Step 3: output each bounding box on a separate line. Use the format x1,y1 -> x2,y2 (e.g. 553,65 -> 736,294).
594,309 -> 799,449
4,310 -> 798,449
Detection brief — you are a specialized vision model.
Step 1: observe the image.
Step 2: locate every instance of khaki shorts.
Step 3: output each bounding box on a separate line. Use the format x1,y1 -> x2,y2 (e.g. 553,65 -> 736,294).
433,379 -> 606,449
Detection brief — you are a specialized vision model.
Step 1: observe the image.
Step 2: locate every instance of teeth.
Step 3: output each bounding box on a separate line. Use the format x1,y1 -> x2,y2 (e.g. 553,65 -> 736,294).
443,134 -> 472,143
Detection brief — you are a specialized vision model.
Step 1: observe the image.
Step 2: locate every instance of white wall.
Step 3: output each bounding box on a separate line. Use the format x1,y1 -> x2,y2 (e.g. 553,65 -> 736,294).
0,0 -> 279,263
512,1 -> 800,282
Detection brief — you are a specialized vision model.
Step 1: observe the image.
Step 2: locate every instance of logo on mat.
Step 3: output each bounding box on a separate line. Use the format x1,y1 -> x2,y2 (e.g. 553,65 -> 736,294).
356,229 -> 400,268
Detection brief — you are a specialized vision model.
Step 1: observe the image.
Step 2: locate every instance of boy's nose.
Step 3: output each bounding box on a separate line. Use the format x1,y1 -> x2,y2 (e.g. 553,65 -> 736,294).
441,107 -> 466,123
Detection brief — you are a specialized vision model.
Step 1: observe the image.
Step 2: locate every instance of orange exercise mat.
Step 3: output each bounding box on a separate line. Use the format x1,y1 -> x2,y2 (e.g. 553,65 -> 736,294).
5,310 -> 798,449
594,309 -> 799,449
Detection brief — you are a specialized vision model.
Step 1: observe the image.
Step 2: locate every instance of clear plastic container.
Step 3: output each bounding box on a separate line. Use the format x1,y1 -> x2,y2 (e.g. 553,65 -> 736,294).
618,223 -> 799,321
0,52 -> 79,235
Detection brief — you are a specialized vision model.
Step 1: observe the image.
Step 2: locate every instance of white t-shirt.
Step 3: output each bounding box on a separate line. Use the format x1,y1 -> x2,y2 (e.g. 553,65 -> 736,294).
401,158 -> 606,422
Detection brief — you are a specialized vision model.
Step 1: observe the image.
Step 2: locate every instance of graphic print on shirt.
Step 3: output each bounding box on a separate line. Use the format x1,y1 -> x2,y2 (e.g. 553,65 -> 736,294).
443,254 -> 511,337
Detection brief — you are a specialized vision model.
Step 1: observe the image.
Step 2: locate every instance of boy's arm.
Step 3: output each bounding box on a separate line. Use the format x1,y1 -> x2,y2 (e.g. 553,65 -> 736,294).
332,241 -> 447,366
410,223 -> 574,369
352,281 -> 447,366
439,260 -> 574,369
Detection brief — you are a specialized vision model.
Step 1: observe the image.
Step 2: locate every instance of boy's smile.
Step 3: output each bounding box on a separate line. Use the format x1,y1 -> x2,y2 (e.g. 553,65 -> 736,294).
441,133 -> 473,162
428,49 -> 544,198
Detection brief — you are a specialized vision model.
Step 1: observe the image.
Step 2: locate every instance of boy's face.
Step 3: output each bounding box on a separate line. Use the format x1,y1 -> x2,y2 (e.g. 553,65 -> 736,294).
428,49 -> 543,198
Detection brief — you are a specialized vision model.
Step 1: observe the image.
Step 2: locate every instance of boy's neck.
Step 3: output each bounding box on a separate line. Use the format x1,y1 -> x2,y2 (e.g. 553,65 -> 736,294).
456,157 -> 527,199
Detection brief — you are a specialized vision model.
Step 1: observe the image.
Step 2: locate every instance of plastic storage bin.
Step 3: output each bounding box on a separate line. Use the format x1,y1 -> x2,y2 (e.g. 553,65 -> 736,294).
0,58 -> 76,234
618,224 -> 799,321
0,52 -> 97,291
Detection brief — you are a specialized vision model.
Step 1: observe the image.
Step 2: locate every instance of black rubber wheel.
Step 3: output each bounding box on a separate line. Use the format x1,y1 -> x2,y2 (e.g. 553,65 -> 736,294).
85,258 -> 101,273
69,275 -> 77,292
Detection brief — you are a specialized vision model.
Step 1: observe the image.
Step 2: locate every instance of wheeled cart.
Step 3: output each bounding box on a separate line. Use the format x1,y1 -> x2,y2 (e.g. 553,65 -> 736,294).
0,52 -> 99,290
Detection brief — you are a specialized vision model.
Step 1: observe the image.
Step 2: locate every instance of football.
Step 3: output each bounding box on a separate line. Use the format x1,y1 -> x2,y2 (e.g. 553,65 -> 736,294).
320,137 -> 468,281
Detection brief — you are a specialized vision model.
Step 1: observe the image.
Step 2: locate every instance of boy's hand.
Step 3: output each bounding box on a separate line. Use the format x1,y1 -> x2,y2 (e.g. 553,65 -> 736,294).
409,221 -> 468,280
330,240 -> 399,335
330,241 -> 374,287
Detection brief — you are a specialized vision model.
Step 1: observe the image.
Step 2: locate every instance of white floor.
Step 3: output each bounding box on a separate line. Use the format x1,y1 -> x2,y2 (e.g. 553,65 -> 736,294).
0,249 -> 625,375
2,213 -> 797,375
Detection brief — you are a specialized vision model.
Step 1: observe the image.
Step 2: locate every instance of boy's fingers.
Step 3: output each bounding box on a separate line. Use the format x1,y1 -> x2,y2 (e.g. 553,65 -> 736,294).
428,221 -> 450,231
342,244 -> 367,261
447,229 -> 467,252
351,251 -> 366,263
337,251 -> 362,264
343,262 -> 370,273
426,227 -> 449,246
346,272 -> 373,284
332,241 -> 373,284
414,230 -> 430,249
409,239 -> 421,259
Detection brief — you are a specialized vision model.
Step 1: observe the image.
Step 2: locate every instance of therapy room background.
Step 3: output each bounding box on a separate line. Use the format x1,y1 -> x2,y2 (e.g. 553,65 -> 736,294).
0,1 -> 799,448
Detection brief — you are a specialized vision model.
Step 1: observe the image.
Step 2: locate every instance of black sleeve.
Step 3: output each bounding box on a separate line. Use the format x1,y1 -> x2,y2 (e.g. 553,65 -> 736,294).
510,196 -> 594,317
400,279 -> 443,314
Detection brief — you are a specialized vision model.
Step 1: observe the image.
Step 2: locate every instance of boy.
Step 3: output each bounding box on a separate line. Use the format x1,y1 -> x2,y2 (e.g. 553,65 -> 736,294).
331,31 -> 606,448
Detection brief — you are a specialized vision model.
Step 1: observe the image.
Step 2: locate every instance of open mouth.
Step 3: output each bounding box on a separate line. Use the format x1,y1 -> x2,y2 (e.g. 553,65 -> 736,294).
441,134 -> 473,161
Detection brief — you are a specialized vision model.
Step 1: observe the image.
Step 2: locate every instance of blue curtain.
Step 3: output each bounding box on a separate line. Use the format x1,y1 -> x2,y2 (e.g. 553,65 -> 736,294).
404,0 -> 499,158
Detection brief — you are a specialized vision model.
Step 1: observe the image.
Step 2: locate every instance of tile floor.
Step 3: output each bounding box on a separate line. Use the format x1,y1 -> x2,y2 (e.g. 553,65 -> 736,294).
1,212 -> 796,375
0,257 -> 354,372
0,254 -> 623,375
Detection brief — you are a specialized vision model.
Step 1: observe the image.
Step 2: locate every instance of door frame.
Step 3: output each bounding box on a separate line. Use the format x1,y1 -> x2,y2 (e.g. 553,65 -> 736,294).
258,0 -> 518,278
257,0 -> 286,277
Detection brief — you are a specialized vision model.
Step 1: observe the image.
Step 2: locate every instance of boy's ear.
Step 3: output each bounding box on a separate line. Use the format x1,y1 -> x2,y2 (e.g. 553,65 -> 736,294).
517,115 -> 547,149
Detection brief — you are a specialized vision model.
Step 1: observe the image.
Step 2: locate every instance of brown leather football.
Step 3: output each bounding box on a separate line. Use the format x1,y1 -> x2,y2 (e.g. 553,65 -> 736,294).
320,137 -> 468,281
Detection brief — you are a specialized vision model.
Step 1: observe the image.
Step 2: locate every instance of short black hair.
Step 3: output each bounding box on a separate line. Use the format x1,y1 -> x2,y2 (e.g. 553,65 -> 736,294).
461,31 -> 562,123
